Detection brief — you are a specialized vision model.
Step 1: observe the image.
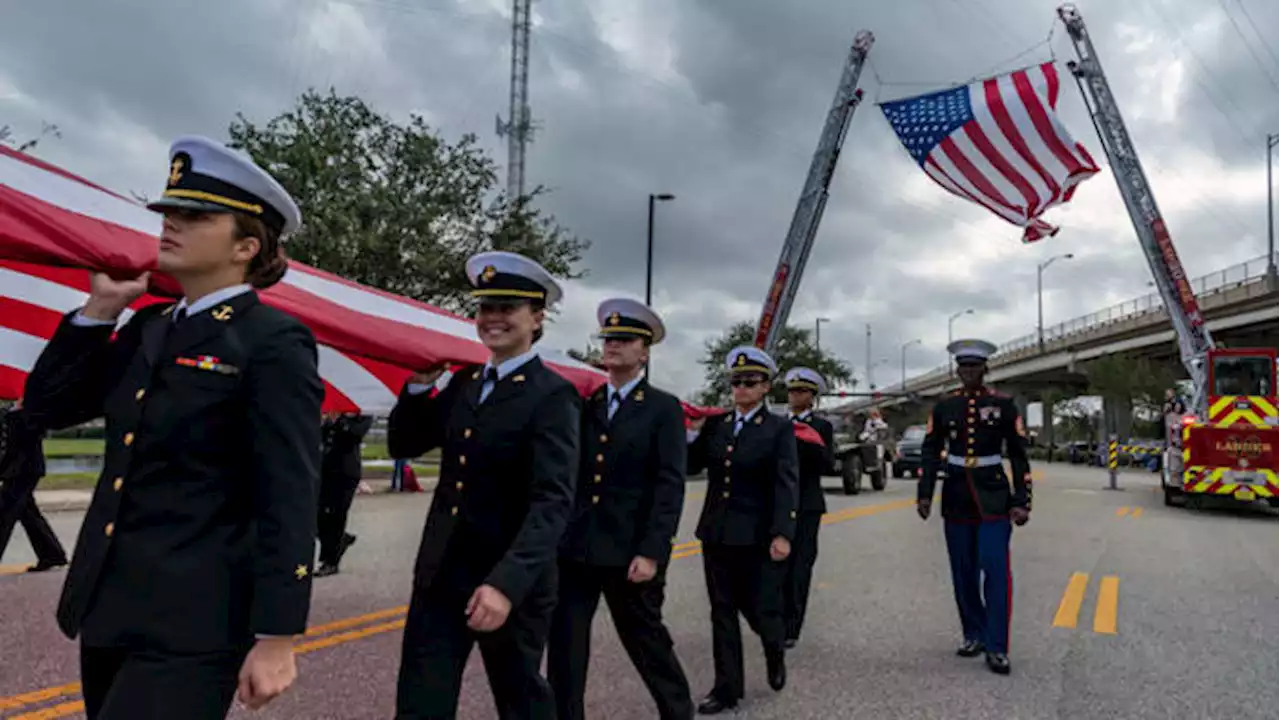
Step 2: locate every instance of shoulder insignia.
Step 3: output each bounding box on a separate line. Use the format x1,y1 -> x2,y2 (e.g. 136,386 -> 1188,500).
754,415 -> 763,425
472,371 -> 481,380
295,564 -> 308,580
211,305 -> 233,322
512,374 -> 525,383
635,390 -> 645,402
161,305 -> 175,316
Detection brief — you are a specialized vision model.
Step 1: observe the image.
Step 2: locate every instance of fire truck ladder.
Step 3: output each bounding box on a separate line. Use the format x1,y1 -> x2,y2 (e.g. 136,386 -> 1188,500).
754,30 -> 875,354
1057,4 -> 1215,413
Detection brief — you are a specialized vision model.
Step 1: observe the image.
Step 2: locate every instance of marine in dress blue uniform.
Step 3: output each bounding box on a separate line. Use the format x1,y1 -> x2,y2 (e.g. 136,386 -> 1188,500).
917,339 -> 1032,675
548,298 -> 693,720
22,136 -> 323,718
780,367 -> 835,647
687,345 -> 799,715
389,251 -> 581,720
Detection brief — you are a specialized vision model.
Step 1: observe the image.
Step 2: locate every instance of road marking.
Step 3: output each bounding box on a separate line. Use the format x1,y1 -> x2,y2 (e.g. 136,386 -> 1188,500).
1,564 -> 32,576
1052,572 -> 1090,629
1094,576 -> 1120,635
0,495 -> 912,714
1116,507 -> 1129,517
1130,507 -> 1143,519
1115,506 -> 1144,519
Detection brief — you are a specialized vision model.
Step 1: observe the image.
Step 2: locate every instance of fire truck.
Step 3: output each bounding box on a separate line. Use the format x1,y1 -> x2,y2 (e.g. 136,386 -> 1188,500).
1058,5 -> 1279,510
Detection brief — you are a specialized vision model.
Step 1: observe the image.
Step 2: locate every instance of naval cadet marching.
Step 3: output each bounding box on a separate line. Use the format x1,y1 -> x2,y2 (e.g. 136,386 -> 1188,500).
388,251 -> 581,719
21,136 -> 324,718
781,367 -> 835,648
687,345 -> 799,715
548,298 -> 694,720
918,339 -> 1032,675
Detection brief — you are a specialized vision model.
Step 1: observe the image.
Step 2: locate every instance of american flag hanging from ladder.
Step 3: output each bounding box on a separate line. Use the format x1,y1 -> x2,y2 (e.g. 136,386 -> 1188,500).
880,61 -> 1100,243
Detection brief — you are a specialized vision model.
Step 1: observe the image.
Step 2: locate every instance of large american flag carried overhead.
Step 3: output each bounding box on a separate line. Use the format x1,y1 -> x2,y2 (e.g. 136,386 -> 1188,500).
880,61 -> 1100,243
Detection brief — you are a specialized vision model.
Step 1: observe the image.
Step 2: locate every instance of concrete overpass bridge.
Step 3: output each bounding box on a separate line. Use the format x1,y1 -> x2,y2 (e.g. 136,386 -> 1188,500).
840,253 -> 1278,421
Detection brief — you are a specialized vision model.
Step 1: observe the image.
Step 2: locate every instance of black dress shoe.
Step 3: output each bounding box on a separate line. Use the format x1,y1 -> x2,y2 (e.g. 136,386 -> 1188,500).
985,652 -> 1011,675
696,695 -> 737,715
956,640 -> 985,657
27,558 -> 68,573
766,648 -> 786,691
315,563 -> 340,578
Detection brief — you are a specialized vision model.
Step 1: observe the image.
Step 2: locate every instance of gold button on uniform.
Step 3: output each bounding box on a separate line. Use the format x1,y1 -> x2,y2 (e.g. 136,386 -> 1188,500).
104,522 -> 114,537
123,432 -> 134,446
134,388 -> 145,401
790,510 -> 797,519
599,434 -> 608,443
724,459 -> 731,468
451,506 -> 458,516
112,477 -> 123,492
722,491 -> 730,499
726,445 -> 734,453
459,455 -> 467,466
592,495 -> 600,504
593,474 -> 602,484
596,454 -> 604,463
455,481 -> 464,490
464,428 -> 472,439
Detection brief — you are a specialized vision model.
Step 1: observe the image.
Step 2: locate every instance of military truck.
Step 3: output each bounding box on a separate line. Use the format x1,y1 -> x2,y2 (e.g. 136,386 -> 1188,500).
822,411 -> 893,495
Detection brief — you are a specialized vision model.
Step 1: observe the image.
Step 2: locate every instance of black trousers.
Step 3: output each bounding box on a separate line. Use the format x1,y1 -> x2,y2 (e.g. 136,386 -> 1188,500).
316,471 -> 359,565
0,474 -> 67,565
783,512 -> 822,640
702,542 -> 786,702
395,575 -> 557,719
80,643 -> 250,720
547,559 -> 693,720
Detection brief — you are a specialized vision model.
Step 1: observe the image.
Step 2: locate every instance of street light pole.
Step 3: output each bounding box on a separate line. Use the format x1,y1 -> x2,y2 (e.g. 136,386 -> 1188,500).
645,193 -> 675,307
947,308 -> 974,376
900,338 -> 921,391
1268,133 -> 1277,278
1037,253 -> 1074,353
864,323 -> 872,390
815,317 -> 830,355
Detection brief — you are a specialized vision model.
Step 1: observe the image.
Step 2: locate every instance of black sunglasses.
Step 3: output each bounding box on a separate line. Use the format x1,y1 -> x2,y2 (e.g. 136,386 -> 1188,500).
730,377 -> 765,388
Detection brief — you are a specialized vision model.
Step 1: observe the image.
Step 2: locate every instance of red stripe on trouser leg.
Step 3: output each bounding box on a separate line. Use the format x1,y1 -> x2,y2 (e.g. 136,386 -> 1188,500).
1005,550 -> 1013,654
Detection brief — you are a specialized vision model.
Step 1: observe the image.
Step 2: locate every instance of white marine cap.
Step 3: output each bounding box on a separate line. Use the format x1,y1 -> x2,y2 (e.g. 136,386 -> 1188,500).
465,250 -> 563,307
724,344 -> 777,377
784,367 -> 827,393
147,135 -> 302,238
947,338 -> 998,363
596,297 -> 665,344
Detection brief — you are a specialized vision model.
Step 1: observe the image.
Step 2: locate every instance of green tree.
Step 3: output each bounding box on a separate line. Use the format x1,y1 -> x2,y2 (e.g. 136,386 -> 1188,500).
227,89 -> 589,312
1081,355 -> 1179,437
566,344 -> 604,368
696,322 -> 853,406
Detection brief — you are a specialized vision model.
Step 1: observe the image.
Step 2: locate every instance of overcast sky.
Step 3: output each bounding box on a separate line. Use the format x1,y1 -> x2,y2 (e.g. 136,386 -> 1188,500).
2,0 -> 1276,400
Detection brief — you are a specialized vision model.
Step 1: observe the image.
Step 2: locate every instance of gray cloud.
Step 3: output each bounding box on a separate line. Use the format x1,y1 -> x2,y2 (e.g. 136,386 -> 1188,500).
2,0 -> 1275,397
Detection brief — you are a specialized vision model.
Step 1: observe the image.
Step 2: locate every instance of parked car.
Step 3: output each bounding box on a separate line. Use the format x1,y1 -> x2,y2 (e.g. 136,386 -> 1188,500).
892,424 -> 928,478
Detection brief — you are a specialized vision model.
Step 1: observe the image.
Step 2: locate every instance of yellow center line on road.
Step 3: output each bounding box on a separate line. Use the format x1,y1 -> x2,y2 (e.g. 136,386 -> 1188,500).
2,495 -> 913,716
1130,507 -> 1143,519
1052,572 -> 1090,629
1116,507 -> 1129,517
0,564 -> 32,577
1093,576 -> 1120,635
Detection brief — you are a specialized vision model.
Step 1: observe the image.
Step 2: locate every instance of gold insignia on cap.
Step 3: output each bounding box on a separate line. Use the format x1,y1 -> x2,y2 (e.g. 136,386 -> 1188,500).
295,564 -> 308,580
168,158 -> 184,186
736,354 -> 747,366
211,305 -> 233,322
608,312 -> 621,326
481,264 -> 497,283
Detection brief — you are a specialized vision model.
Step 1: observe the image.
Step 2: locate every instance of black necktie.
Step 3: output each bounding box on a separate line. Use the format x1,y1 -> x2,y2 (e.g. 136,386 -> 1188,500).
485,368 -> 499,384
172,307 -> 188,326
608,393 -> 622,420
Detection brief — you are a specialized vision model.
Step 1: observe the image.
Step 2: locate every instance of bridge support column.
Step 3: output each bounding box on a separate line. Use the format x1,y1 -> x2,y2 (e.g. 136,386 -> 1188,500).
1102,396 -> 1134,441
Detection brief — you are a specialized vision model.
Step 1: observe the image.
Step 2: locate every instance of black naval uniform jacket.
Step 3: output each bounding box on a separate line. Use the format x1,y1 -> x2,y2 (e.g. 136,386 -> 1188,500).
559,379 -> 686,568
387,357 -> 581,606
791,411 -> 834,515
689,408 -> 799,546
322,414 -> 373,482
21,291 -> 324,652
918,387 -> 1032,522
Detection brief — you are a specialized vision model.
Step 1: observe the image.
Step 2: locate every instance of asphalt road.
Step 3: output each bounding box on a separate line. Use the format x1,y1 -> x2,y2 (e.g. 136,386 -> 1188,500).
1,463 -> 1276,719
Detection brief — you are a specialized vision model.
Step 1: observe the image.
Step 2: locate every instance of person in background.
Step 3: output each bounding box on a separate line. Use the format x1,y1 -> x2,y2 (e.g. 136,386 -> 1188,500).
316,411 -> 374,577
388,250 -> 580,720
917,339 -> 1031,676
548,298 -> 693,720
686,345 -> 798,715
0,402 -> 69,572
780,367 -> 834,649
20,136 -> 323,718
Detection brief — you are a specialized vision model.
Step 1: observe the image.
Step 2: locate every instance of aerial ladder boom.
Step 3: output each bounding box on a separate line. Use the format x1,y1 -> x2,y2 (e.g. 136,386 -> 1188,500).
754,30 -> 875,354
1057,4 -> 1215,413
